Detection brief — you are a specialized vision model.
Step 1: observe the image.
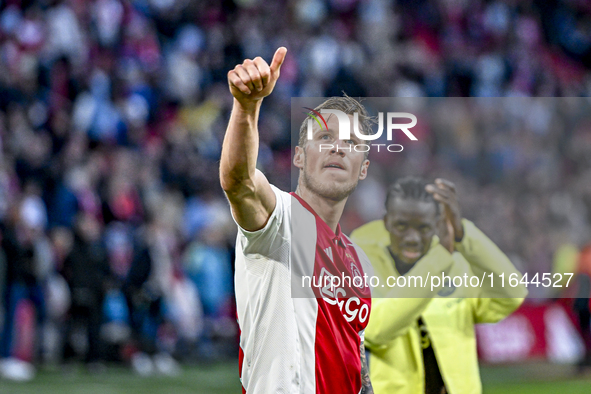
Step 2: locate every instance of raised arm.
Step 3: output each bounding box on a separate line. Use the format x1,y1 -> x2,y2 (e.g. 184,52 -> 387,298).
426,178 -> 527,300
364,243 -> 454,347
220,47 -> 287,231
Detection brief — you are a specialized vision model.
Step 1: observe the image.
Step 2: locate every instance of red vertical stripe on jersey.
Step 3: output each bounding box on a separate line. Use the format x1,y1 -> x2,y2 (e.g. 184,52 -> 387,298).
315,299 -> 363,393
291,193 -> 371,394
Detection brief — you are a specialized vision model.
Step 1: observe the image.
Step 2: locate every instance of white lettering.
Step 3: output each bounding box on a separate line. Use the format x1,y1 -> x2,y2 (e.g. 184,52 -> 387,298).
387,144 -> 404,152
354,112 -> 383,141
344,298 -> 360,322
387,113 -> 418,140
307,109 -> 418,142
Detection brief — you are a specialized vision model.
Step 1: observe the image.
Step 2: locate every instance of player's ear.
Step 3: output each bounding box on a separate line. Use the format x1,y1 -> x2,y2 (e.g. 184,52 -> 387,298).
358,159 -> 369,180
294,145 -> 304,169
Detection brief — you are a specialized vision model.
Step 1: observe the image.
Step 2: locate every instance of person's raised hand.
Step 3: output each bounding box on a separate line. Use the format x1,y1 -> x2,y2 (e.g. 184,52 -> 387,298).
437,215 -> 456,253
227,47 -> 287,107
426,178 -> 464,243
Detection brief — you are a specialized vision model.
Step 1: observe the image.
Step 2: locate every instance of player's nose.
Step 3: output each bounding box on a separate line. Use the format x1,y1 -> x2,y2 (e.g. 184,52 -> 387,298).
329,145 -> 346,157
331,140 -> 351,156
403,229 -> 421,244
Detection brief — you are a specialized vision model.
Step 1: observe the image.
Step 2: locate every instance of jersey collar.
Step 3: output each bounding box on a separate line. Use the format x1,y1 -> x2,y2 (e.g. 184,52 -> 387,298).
290,192 -> 347,248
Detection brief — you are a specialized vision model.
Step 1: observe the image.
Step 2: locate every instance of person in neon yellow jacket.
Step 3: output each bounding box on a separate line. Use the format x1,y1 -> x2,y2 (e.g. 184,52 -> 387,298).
350,177 -> 527,394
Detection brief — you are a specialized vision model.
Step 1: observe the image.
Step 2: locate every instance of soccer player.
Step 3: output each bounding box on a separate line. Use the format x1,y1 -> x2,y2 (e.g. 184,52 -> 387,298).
350,177 -> 527,394
220,47 -> 374,393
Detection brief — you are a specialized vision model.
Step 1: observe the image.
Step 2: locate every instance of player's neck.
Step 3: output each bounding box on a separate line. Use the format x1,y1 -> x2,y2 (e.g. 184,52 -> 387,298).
295,185 -> 347,233
388,246 -> 417,276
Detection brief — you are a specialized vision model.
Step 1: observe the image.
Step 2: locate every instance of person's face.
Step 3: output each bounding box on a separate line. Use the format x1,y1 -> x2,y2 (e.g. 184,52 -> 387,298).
385,197 -> 438,266
293,114 -> 369,201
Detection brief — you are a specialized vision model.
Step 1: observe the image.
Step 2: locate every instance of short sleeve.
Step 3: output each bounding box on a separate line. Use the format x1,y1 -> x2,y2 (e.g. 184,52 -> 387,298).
233,185 -> 291,260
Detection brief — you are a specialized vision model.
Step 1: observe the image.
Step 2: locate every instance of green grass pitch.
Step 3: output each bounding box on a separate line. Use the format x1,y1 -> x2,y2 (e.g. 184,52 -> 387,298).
0,362 -> 590,394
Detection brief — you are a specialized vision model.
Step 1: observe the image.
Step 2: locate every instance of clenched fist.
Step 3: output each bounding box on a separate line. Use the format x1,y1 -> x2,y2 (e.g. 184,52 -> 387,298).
228,47 -> 287,106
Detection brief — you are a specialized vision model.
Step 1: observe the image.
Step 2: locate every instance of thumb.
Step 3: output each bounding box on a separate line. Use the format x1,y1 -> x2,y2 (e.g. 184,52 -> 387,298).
270,47 -> 287,75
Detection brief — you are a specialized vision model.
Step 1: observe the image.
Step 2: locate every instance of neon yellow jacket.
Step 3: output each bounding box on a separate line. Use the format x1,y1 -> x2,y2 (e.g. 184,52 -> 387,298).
350,219 -> 526,394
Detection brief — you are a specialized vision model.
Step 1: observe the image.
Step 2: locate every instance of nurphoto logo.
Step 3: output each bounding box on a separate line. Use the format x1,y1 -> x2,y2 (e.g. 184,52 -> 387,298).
304,108 -> 418,153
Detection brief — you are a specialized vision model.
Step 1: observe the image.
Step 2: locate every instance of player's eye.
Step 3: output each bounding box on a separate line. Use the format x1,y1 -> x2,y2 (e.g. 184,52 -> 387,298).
419,225 -> 431,233
345,139 -> 355,145
395,224 -> 407,231
320,134 -> 331,140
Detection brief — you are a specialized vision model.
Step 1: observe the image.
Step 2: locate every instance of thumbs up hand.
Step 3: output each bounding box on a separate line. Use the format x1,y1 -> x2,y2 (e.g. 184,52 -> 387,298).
227,47 -> 287,106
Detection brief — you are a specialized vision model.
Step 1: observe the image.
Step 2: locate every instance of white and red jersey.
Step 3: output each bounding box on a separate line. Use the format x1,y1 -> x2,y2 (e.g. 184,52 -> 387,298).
234,185 -> 373,394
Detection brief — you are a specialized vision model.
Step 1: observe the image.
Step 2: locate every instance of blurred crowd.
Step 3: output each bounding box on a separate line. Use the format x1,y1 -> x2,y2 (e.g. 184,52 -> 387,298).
0,0 -> 590,377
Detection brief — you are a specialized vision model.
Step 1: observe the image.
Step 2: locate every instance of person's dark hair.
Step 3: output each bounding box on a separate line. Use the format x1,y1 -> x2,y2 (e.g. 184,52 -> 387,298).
385,176 -> 440,214
298,94 -> 376,150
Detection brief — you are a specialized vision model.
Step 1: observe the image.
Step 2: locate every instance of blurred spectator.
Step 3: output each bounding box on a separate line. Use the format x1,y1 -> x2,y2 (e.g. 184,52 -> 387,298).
122,216 -> 185,376
183,222 -> 233,359
183,224 -> 232,320
61,213 -> 110,366
1,185 -> 51,369
42,227 -> 73,365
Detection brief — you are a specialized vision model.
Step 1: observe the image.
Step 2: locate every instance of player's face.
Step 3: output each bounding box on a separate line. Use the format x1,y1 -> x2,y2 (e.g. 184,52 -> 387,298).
294,114 -> 369,202
385,197 -> 438,266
